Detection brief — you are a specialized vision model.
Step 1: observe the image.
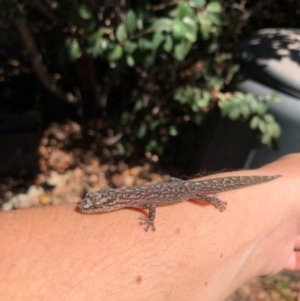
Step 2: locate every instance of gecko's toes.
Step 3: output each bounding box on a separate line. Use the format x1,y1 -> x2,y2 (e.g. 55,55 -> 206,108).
219,202 -> 227,212
139,216 -> 155,231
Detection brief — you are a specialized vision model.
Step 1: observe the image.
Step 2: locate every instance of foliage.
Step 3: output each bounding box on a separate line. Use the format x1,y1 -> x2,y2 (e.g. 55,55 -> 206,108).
0,0 -> 289,164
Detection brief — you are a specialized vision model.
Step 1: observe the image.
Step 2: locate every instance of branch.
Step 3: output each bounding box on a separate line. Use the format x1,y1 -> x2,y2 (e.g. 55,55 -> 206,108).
235,0 -> 269,33
14,20 -> 79,103
33,0 -> 61,25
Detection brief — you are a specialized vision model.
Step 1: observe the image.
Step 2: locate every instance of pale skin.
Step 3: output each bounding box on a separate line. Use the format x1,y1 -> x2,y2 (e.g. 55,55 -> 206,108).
1,153 -> 300,301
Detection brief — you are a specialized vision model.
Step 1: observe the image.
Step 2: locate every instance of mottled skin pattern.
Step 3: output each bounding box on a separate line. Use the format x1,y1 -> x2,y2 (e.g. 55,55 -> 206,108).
78,175 -> 281,231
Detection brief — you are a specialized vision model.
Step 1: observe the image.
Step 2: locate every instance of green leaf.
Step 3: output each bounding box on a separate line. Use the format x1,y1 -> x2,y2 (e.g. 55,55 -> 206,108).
163,35 -> 173,52
258,120 -> 266,132
174,39 -> 192,60
240,103 -> 250,117
207,12 -> 222,25
272,124 -> 281,138
68,41 -> 82,61
206,1 -> 222,13
183,17 -> 197,42
116,143 -> 125,156
146,139 -> 158,152
126,55 -> 135,67
124,41 -> 137,53
140,38 -> 154,51
138,37 -> 147,51
152,31 -> 165,50
125,9 -> 137,34
262,135 -> 272,145
230,64 -> 240,73
207,42 -> 218,53
228,107 -> 240,120
91,39 -> 108,57
256,103 -> 267,114
106,45 -> 123,62
109,62 -> 117,68
197,91 -> 211,107
152,18 -> 174,31
264,114 -> 275,122
198,15 -> 212,38
116,23 -> 128,42
143,52 -> 156,68
121,111 -> 130,122
133,100 -> 143,112
137,18 -> 144,30
250,116 -> 260,129
149,120 -> 161,130
172,22 -> 187,40
137,124 -> 147,138
89,27 -> 105,42
177,3 -> 194,20
169,126 -> 178,136
188,0 -> 206,7
78,3 -> 92,20
92,41 -> 103,57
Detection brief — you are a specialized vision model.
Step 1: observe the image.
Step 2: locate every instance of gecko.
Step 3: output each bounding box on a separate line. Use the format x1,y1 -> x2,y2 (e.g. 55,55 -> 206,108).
77,175 -> 281,231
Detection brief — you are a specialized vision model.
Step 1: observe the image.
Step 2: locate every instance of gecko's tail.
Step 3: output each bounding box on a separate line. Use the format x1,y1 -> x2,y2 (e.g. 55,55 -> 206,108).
196,175 -> 281,193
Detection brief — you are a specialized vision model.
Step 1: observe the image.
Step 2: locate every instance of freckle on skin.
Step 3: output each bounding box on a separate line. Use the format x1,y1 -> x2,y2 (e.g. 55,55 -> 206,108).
205,282 -> 208,286
136,275 -> 142,284
220,253 -> 223,258
175,228 -> 181,234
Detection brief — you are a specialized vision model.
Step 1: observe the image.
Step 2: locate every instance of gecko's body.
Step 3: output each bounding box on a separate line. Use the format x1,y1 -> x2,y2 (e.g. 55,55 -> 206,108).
78,175 -> 280,231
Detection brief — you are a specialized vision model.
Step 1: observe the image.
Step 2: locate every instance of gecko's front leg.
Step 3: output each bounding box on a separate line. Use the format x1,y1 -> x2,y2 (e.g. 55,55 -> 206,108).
139,204 -> 157,231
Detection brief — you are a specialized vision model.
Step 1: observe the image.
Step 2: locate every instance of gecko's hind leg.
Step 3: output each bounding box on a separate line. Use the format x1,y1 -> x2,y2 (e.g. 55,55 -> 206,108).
139,216 -> 156,231
139,204 -> 156,231
192,194 -> 227,212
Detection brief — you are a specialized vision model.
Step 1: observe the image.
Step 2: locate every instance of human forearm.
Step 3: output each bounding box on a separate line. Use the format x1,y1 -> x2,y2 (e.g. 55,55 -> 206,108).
1,154 -> 300,301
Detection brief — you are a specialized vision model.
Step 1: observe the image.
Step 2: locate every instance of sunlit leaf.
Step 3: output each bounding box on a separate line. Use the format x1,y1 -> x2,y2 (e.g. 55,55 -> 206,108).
250,116 -> 260,129
240,103 -> 250,117
172,22 -> 187,40
174,39 -> 192,60
206,1 -> 222,13
207,13 -> 222,25
152,18 -> 174,31
183,17 -> 197,42
68,41 -> 81,61
188,0 -> 206,7
163,35 -> 173,52
133,100 -> 143,112
92,41 -> 103,57
124,41 -> 137,53
126,55 -> 135,66
169,126 -> 178,136
137,124 -> 147,138
143,52 -> 156,68
106,45 -> 123,61
78,4 -> 92,20
137,18 -> 144,30
177,3 -> 194,20
152,31 -> 165,50
198,15 -> 212,38
116,23 -> 127,42
89,27 -> 105,43
125,9 -> 137,34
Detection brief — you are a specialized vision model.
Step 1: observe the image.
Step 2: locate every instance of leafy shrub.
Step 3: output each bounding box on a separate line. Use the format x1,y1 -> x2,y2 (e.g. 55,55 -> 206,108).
0,0 -> 284,165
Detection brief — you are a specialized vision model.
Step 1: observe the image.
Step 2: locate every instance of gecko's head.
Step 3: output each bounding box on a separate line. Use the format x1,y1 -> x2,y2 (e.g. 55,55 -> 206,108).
77,190 -> 117,213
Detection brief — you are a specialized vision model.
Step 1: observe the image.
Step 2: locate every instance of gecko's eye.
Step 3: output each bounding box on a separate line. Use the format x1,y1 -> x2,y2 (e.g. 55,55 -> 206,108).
93,201 -> 102,208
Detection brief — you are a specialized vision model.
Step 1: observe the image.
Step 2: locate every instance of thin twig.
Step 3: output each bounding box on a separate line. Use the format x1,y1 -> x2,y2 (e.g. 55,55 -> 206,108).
34,0 -> 61,25
15,20 -> 78,103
